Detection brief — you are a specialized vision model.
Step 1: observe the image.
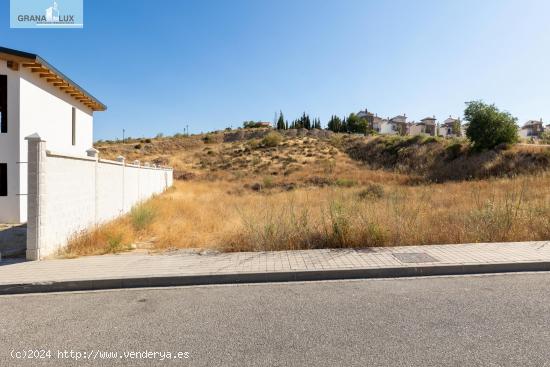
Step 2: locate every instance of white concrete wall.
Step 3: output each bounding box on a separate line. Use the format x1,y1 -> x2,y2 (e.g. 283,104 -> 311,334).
26,136 -> 173,260
0,60 -> 22,223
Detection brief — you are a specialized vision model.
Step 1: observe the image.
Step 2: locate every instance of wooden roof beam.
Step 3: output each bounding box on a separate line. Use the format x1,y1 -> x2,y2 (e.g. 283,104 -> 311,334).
7,61 -> 19,71
22,62 -> 41,68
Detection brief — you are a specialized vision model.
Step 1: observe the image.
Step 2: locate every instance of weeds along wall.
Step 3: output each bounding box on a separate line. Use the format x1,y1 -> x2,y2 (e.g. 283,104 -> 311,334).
25,134 -> 173,260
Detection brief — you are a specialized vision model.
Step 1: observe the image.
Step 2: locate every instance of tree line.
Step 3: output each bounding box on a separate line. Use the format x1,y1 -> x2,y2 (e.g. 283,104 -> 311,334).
247,101 -> 521,151
275,111 -> 321,130
274,111 -> 369,134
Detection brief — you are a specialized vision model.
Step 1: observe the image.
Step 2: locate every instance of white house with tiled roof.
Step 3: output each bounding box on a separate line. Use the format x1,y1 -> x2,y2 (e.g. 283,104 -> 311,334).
0,46 -> 106,223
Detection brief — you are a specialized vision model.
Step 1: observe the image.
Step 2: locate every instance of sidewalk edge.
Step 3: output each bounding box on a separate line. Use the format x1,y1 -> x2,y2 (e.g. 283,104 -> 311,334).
2,261 -> 550,295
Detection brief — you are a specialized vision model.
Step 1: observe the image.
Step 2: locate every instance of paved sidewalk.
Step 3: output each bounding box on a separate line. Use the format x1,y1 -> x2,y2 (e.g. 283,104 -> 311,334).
1,241 -> 550,294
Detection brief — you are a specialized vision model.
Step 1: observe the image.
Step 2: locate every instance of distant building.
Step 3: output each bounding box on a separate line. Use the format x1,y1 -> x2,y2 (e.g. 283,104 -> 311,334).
243,121 -> 272,128
372,116 -> 392,134
354,110 -> 468,138
388,115 -> 409,135
409,116 -> 437,136
439,116 -> 461,138
357,108 -> 375,128
519,119 -> 545,139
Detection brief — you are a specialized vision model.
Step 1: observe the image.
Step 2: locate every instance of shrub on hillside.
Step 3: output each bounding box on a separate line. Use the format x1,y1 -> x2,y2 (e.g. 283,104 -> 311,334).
445,142 -> 463,160
334,178 -> 357,187
130,205 -> 156,231
358,183 -> 385,200
261,132 -> 283,147
203,135 -> 215,144
464,100 -> 518,151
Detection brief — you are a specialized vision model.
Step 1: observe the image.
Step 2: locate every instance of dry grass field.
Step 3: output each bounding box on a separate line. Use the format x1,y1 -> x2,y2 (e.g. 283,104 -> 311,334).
62,130 -> 550,257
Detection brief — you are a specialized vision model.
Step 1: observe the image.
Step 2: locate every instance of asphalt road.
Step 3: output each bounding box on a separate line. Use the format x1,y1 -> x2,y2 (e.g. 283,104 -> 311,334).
1,273 -> 550,366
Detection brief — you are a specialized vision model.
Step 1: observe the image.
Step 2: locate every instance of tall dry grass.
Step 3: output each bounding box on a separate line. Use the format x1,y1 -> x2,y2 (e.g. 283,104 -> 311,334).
62,172 -> 550,257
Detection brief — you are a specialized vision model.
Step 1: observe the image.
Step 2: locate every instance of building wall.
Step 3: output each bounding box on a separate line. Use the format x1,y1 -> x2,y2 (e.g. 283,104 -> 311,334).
519,128 -> 533,139
18,68 -> 94,223
409,124 -> 422,136
379,122 -> 396,135
0,64 -> 95,223
0,60 -> 22,223
26,138 -> 173,260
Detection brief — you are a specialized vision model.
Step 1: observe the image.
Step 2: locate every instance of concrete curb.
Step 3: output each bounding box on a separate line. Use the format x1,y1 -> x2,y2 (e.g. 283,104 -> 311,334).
2,261 -> 550,295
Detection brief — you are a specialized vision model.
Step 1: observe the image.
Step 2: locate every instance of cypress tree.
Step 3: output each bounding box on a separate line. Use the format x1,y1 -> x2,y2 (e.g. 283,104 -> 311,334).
276,111 -> 286,130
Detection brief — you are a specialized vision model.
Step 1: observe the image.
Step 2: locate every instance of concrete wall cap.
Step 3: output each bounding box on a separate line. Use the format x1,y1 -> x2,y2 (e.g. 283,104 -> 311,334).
25,133 -> 45,142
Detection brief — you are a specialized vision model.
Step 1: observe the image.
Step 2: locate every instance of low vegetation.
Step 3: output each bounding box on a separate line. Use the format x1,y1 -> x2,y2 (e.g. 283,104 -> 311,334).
61,127 -> 550,257
63,91 -> 550,260
345,134 -> 550,182
62,173 -> 550,256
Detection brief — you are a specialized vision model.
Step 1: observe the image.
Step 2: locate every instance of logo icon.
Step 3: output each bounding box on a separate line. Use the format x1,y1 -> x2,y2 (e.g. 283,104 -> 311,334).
10,0 -> 84,29
45,1 -> 60,22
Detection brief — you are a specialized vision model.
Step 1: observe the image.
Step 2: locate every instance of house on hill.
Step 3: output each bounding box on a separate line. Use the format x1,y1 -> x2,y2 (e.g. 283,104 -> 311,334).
410,116 -> 437,136
357,108 -> 375,129
388,115 -> 409,135
519,119 -> 545,139
439,116 -> 461,138
0,46 -> 106,223
372,116 -> 392,134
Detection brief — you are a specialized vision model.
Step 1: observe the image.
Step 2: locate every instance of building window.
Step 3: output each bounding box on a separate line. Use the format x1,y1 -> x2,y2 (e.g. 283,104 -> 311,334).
0,75 -> 7,133
71,107 -> 76,146
0,163 -> 6,196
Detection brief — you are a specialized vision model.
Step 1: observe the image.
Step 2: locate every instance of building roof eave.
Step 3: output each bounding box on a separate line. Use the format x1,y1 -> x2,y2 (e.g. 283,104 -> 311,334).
0,46 -> 107,112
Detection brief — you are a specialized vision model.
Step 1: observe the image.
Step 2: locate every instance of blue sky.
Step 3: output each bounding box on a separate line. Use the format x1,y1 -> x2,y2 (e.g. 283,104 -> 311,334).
1,0 -> 550,140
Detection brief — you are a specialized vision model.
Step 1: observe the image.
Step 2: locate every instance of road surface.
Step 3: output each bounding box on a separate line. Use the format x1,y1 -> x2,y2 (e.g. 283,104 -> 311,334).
1,273 -> 550,366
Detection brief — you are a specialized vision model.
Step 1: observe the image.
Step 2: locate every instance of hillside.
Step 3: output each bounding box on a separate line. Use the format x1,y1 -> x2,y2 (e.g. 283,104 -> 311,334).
96,129 -> 550,185
60,129 -> 550,257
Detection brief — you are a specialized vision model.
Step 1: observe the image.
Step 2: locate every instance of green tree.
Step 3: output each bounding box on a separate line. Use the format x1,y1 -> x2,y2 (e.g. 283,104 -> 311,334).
358,119 -> 370,135
464,101 -> 518,150
346,113 -> 360,133
539,131 -> 550,144
276,111 -> 286,130
302,112 -> 311,129
313,118 -> 322,129
346,113 -> 370,134
452,119 -> 462,137
327,115 -> 342,132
